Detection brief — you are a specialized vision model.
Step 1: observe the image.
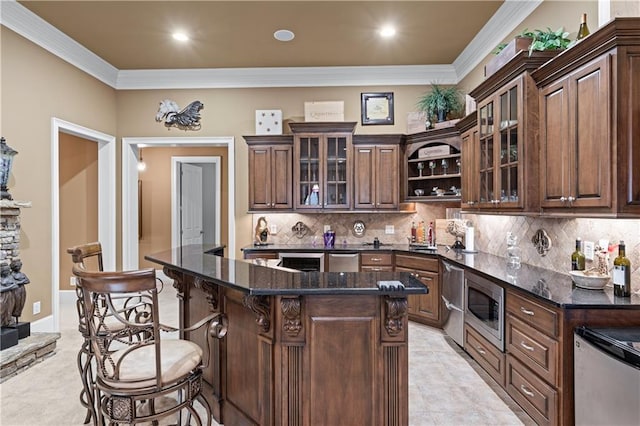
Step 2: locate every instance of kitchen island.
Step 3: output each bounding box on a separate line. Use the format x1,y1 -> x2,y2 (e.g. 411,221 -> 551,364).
146,245 -> 427,426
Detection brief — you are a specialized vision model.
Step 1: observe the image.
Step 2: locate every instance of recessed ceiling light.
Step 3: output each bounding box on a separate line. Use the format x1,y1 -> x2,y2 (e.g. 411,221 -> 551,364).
379,26 -> 396,38
274,29 -> 295,42
172,32 -> 189,42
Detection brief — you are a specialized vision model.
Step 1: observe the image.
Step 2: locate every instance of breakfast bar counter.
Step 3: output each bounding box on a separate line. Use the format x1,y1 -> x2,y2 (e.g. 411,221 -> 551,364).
146,245 -> 427,426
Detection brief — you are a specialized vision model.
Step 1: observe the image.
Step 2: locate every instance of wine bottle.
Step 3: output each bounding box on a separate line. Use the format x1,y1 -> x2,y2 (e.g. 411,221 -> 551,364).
613,241 -> 631,297
410,222 -> 417,243
427,221 -> 434,246
577,13 -> 590,40
571,238 -> 586,271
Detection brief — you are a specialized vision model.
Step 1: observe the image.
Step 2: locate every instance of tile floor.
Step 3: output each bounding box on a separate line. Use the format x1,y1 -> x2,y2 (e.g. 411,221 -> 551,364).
0,274 -> 534,425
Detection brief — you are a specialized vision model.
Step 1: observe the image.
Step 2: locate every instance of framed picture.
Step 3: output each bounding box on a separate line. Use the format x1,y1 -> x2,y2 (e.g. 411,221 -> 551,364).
361,92 -> 394,125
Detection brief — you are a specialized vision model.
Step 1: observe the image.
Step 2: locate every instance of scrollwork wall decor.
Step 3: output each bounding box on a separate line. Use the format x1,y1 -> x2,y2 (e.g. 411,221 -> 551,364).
531,228 -> 552,256
155,99 -> 204,131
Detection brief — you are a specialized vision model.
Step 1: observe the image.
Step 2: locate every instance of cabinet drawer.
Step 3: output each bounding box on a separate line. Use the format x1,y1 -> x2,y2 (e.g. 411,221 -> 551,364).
360,265 -> 393,272
464,324 -> 505,388
506,356 -> 557,426
243,251 -> 279,260
507,314 -> 558,386
507,291 -> 559,337
394,254 -> 439,272
360,252 -> 393,266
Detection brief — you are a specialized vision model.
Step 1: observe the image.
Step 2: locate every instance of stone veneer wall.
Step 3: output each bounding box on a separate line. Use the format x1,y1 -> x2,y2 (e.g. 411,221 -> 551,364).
0,200 -> 28,268
463,214 -> 640,293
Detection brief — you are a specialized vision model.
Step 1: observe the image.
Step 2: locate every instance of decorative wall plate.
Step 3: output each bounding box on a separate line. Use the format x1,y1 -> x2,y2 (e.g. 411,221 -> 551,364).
352,220 -> 366,237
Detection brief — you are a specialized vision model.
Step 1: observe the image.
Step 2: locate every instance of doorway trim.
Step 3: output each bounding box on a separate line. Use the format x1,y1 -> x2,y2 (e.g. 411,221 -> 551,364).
121,136 -> 235,270
49,118 -> 116,332
171,157 -> 221,250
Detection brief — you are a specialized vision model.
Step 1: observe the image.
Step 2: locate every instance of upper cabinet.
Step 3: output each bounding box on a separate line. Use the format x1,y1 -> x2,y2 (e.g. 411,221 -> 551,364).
404,127 -> 462,202
468,51 -> 555,214
456,114 -> 478,210
290,122 -> 357,210
245,135 -> 293,211
532,18 -> 640,217
353,135 -> 403,210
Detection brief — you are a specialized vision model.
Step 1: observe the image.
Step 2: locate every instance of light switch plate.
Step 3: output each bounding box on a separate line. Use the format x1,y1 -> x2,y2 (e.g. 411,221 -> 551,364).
584,241 -> 595,261
324,224 -> 331,233
270,224 -> 278,235
385,225 -> 394,234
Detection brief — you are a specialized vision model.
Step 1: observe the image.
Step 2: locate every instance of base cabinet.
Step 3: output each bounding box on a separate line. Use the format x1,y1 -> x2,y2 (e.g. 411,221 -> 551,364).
464,324 -> 506,388
506,356 -> 558,426
395,253 -> 441,327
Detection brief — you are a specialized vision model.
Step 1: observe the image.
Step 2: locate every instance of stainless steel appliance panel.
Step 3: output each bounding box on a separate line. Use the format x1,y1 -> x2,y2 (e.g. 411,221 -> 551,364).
441,260 -> 465,347
464,270 -> 504,352
279,252 -> 325,272
574,328 -> 640,425
328,252 -> 360,272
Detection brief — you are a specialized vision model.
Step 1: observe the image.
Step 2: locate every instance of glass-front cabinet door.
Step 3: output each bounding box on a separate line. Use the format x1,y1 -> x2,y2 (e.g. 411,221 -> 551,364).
324,135 -> 349,208
297,135 -> 321,208
478,100 -> 495,206
293,127 -> 353,210
498,85 -> 521,206
476,77 -> 524,210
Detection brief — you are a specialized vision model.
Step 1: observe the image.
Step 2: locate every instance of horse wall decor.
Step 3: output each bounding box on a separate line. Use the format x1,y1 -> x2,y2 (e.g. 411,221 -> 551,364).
155,99 -> 204,131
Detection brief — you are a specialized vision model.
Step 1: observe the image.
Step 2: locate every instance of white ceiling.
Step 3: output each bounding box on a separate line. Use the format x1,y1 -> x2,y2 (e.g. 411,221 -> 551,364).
2,1 -> 543,89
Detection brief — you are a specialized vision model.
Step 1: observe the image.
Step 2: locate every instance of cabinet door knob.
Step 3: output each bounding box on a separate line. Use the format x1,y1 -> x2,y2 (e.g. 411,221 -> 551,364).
560,196 -> 567,202
567,196 -> 575,202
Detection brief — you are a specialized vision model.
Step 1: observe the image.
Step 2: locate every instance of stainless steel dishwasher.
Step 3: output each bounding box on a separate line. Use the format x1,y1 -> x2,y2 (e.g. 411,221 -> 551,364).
328,252 -> 360,272
574,326 -> 640,425
441,260 -> 465,347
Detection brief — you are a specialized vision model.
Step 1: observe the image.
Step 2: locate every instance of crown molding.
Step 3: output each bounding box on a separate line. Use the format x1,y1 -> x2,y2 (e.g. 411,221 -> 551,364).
115,65 -> 457,90
0,0 -> 119,87
2,0 -> 539,90
453,0 -> 543,82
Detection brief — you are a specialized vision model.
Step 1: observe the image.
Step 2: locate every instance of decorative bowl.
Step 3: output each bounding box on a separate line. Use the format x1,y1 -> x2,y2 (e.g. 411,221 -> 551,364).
569,270 -> 610,290
435,188 -> 446,196
414,189 -> 425,196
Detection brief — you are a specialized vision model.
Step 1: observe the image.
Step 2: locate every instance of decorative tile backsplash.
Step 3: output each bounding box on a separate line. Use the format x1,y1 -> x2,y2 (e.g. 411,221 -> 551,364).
251,211 -> 640,292
251,204 -> 450,246
463,214 -> 640,292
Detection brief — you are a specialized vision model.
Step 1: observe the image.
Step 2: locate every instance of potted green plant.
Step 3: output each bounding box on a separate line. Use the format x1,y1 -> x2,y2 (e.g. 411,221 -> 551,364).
416,84 -> 463,124
528,27 -> 572,54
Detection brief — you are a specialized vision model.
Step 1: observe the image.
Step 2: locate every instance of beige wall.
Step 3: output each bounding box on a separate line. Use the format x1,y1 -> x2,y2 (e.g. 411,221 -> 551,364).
137,146 -> 228,268
1,28 -> 117,322
116,86 -> 434,259
59,133 -> 99,291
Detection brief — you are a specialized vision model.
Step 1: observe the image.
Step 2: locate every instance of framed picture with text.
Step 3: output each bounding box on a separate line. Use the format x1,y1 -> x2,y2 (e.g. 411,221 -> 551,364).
361,92 -> 394,125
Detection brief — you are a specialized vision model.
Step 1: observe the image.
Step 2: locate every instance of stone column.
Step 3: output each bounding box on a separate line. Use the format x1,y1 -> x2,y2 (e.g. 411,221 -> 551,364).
1,199 -> 31,350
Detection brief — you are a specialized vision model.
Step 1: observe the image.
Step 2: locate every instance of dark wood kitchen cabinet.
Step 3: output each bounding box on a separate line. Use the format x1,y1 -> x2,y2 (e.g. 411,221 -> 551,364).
533,18 -> 640,216
245,135 -> 293,211
395,253 -> 441,327
352,134 -> 402,210
290,122 -> 356,210
468,50 -> 554,214
456,113 -> 479,210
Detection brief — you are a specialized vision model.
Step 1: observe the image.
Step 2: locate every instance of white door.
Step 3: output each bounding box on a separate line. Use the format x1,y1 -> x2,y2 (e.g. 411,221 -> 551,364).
180,163 -> 204,246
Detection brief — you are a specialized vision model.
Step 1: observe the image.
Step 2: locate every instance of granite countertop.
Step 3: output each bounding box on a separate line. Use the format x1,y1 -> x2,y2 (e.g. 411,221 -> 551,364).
242,243 -> 640,309
145,245 -> 427,296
